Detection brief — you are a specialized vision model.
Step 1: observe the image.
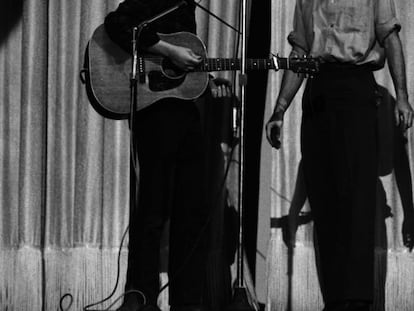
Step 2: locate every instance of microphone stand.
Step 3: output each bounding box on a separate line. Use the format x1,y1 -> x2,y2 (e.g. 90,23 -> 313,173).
226,1 -> 255,310
193,1 -> 254,310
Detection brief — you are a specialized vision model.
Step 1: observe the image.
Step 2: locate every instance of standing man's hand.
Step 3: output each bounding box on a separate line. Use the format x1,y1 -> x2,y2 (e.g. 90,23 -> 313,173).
402,215 -> 414,252
266,108 -> 285,149
395,98 -> 413,130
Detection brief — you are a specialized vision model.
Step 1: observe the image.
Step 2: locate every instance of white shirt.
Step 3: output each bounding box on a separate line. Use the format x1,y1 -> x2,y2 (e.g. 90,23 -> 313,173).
288,0 -> 401,69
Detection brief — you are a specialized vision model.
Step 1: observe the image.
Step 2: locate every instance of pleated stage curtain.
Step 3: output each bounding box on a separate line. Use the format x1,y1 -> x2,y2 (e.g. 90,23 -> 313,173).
256,1 -> 414,311
0,1 -> 245,310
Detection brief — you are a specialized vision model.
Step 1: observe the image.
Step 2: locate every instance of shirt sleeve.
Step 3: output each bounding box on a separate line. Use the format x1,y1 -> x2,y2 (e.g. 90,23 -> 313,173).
287,0 -> 309,53
104,0 -> 160,53
375,0 -> 401,46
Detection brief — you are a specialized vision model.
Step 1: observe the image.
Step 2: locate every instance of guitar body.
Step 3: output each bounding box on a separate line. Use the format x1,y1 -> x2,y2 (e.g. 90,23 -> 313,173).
85,24 -> 209,119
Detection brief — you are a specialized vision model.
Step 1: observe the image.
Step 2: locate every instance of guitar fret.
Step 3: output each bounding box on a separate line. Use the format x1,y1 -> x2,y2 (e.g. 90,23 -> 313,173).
208,58 -> 277,71
202,57 -> 284,72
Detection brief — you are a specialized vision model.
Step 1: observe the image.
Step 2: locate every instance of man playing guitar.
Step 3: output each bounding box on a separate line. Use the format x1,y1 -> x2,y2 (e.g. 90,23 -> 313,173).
104,1 -> 230,311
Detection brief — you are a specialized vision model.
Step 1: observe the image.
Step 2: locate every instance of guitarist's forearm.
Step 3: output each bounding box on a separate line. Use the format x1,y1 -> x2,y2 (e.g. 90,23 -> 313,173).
146,40 -> 174,57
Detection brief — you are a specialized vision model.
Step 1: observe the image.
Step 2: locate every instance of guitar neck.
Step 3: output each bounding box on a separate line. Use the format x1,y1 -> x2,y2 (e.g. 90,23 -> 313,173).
197,58 -> 290,72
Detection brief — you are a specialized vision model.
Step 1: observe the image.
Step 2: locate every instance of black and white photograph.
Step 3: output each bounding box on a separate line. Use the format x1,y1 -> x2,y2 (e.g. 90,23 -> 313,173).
1,1 -> 413,311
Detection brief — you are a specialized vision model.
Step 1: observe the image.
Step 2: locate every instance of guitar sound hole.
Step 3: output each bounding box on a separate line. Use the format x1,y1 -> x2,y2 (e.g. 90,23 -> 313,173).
161,59 -> 186,79
148,71 -> 185,92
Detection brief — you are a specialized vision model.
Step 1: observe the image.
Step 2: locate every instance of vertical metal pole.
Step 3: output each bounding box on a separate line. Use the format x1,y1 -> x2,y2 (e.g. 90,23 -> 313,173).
226,2 -> 255,310
236,0 -> 248,289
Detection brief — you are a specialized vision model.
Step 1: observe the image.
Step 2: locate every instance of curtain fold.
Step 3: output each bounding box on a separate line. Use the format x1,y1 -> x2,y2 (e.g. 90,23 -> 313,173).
0,0 -> 47,248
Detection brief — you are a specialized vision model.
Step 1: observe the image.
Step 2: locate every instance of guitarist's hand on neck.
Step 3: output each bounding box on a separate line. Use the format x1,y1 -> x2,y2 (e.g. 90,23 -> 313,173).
147,40 -> 202,72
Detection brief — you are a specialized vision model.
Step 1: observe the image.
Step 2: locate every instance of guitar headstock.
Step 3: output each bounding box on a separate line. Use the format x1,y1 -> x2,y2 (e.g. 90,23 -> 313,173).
289,55 -> 320,76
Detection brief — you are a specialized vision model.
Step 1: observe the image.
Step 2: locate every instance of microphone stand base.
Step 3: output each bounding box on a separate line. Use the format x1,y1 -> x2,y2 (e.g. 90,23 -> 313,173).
226,287 -> 255,311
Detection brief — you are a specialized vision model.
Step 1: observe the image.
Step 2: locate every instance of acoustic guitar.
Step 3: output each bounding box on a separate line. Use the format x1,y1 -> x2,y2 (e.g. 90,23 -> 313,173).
83,24 -> 319,120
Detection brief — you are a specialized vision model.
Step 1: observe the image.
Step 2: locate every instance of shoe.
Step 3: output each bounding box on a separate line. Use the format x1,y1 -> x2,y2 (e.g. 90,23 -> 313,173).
322,301 -> 372,311
116,293 -> 144,311
116,302 -> 141,311
346,301 -> 372,311
322,302 -> 349,311
170,305 -> 209,311
141,306 -> 162,311
116,303 -> 161,311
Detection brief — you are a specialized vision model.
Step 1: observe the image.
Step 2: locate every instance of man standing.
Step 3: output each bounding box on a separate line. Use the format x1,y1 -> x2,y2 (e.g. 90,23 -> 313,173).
266,1 -> 413,310
104,1 -> 230,310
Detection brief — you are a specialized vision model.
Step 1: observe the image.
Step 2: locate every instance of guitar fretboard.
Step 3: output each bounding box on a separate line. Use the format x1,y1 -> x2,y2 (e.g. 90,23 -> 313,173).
198,58 -> 289,72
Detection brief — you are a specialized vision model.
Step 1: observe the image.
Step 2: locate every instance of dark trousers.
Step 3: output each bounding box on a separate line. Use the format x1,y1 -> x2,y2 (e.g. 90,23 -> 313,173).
126,99 -> 208,306
301,65 -> 378,304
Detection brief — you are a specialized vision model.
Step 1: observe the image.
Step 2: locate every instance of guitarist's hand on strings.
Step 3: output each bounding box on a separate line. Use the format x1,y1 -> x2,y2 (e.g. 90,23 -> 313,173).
168,45 -> 202,72
148,40 -> 202,72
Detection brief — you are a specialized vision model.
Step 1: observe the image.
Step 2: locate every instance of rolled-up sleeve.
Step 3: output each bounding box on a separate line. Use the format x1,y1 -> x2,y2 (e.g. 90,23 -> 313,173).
287,0 -> 309,52
375,0 -> 401,45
